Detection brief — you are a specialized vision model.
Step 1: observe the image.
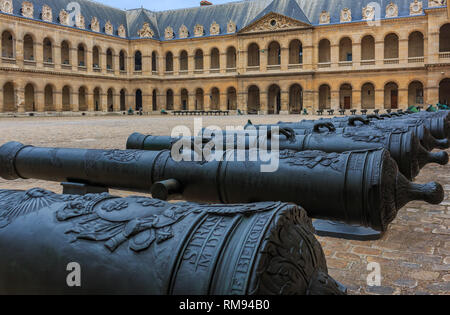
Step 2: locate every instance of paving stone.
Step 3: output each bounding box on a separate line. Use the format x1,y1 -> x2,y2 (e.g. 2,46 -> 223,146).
410,271 -> 440,281
427,282 -> 450,293
443,274 -> 450,282
393,279 -> 418,289
352,246 -> 382,256
365,286 -> 395,295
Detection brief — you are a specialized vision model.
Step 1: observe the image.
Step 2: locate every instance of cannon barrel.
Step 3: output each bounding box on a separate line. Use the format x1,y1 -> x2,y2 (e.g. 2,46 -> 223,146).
0,188 -> 345,295
0,142 -> 444,232
127,129 -> 449,181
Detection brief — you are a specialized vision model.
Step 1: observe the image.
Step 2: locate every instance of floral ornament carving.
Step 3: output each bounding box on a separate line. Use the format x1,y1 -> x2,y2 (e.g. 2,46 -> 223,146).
279,150 -> 346,172
244,13 -> 306,33
41,5 -> 52,22
227,20 -> 236,33
0,0 -> 13,14
179,25 -> 189,38
59,9 -> 69,26
118,24 -> 126,38
410,0 -> 423,14
75,13 -> 85,29
91,16 -> 100,32
21,1 -> 33,18
362,5 -> 376,20
319,10 -> 330,24
428,0 -> 446,7
138,23 -> 154,38
340,8 -> 352,22
194,24 -> 204,37
105,21 -> 113,35
386,2 -> 398,17
210,21 -> 220,35
165,26 -> 174,40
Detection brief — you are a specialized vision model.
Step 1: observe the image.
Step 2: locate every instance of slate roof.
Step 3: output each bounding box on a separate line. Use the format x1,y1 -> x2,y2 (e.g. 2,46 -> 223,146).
2,0 -> 447,40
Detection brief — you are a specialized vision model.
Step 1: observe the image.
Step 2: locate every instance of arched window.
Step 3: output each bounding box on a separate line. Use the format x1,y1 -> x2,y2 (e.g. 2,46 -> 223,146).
78,44 -> 86,67
384,82 -> 399,109
361,35 -> 375,63
439,78 -> 450,105
152,51 -> 158,72
195,50 -> 204,70
210,48 -> 220,70
120,89 -> 126,111
93,87 -> 101,111
165,52 -> 173,72
134,51 -> 142,71
195,88 -> 204,110
210,87 -> 220,110
318,39 -> 331,65
179,50 -> 188,72
23,34 -> 34,61
181,89 -> 189,110
226,47 -> 236,69
92,46 -> 100,70
227,87 -> 237,110
439,24 -> 450,53
3,82 -> 15,112
107,88 -> 114,112
43,37 -> 53,63
247,43 -> 260,67
247,85 -> 260,113
135,89 -> 142,110
408,81 -> 424,106
1,31 -> 14,58
268,41 -> 281,66
384,33 -> 399,60
44,84 -> 55,111
79,86 -> 87,111
61,41 -> 70,65
289,40 -> 302,65
62,85 -> 71,111
119,50 -> 126,71
268,84 -> 281,114
106,49 -> 113,70
408,31 -> 424,59
166,89 -> 174,110
339,84 -> 352,109
318,84 -> 331,109
25,83 -> 35,112
339,37 -> 352,62
361,83 -> 375,109
289,84 -> 303,113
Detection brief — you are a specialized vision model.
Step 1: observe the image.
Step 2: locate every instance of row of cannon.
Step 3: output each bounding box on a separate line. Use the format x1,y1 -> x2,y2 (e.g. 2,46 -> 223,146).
0,110 -> 448,294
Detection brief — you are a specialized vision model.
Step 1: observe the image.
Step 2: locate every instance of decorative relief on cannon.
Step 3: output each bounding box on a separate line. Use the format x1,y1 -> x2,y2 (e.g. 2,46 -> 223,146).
165,26 -> 174,40
319,10 -> 330,24
91,16 -> 100,32
210,22 -> 220,35
105,21 -> 113,35
75,13 -> 85,29
118,24 -> 126,38
0,0 -> 13,14
279,151 -> 346,172
386,2 -> 399,17
362,5 -> 376,20
194,24 -> 204,37
21,1 -> 33,18
41,5 -> 52,22
138,23 -> 154,38
59,9 -> 69,25
227,20 -> 236,33
410,0 -> 424,14
340,8 -> 352,23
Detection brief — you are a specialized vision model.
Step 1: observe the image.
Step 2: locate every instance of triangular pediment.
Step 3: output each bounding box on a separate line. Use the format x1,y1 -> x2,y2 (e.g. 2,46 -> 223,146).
239,12 -> 311,34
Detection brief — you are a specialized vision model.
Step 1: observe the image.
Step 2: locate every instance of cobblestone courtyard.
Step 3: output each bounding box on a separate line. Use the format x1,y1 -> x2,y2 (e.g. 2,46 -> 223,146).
0,115 -> 449,295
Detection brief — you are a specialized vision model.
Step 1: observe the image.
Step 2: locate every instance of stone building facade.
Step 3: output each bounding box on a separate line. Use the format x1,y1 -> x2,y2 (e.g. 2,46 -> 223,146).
0,0 -> 449,114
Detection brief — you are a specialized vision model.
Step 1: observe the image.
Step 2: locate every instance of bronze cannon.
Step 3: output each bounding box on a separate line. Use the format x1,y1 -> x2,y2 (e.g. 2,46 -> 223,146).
0,188 -> 345,295
0,142 -> 444,232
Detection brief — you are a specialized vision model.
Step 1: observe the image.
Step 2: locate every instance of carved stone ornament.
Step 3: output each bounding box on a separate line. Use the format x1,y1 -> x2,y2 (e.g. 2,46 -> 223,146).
59,9 -> 69,26
138,23 -> 154,38
21,1 -> 33,18
227,20 -> 236,33
410,0 -> 424,14
194,24 -> 204,37
340,8 -> 352,22
210,21 -> 220,35
75,13 -> 85,29
0,0 -> 13,14
179,25 -> 189,38
243,13 -> 307,33
386,2 -> 399,17
41,5 -> 52,22
91,16 -> 100,32
165,26 -> 174,40
319,10 -> 330,24
428,0 -> 446,8
118,24 -> 126,38
362,5 -> 376,20
105,21 -> 113,35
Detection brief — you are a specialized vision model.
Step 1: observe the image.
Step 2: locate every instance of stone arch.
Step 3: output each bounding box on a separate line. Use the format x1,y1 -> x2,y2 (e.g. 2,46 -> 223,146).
339,83 -> 352,109
210,48 -> 220,70
2,82 -> 15,112
439,78 -> 450,105
165,51 -> 173,72
119,50 -> 126,71
384,33 -> 399,59
78,86 -> 88,111
247,85 -> 260,113
318,38 -> 331,63
120,88 -> 126,111
361,35 -> 375,61
92,45 -> 101,69
268,41 -> 281,66
1,30 -> 15,59
106,48 -> 114,70
227,87 -> 237,110
408,31 -> 424,58
93,87 -> 102,111
23,33 -> 35,61
408,80 -> 424,107
181,88 -> 189,110
24,82 -> 35,112
77,43 -> 86,67
194,49 -> 204,70
361,82 -> 375,109
166,89 -> 174,110
107,88 -> 114,112
268,84 -> 281,114
179,50 -> 188,71
226,46 -> 236,69
135,89 -> 143,110
152,89 -> 158,111
289,84 -> 303,113
134,50 -> 142,71
44,84 -> 55,111
210,87 -> 220,110
440,24 -> 450,53
339,37 -> 352,62
43,37 -> 53,63
61,40 -> 70,65
152,51 -> 158,72
318,84 -> 331,109
248,43 -> 260,67
384,82 -> 399,109
62,85 -> 71,111
289,39 -> 303,64
195,88 -> 204,110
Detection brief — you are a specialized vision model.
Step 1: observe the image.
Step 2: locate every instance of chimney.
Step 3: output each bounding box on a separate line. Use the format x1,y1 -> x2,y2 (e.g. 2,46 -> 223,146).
200,1 -> 212,6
